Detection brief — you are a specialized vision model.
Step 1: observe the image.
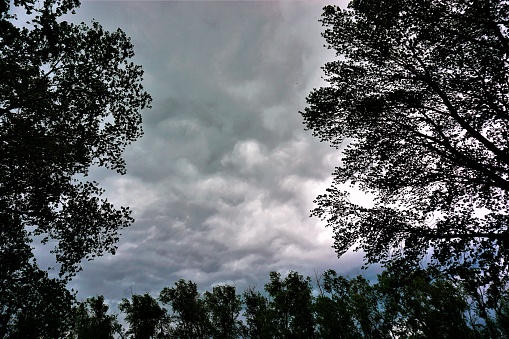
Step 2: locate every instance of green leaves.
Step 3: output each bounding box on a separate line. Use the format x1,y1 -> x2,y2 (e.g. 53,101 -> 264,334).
376,269 -> 474,338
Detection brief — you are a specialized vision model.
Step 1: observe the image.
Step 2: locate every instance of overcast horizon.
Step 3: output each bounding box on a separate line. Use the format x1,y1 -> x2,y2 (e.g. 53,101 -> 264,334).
33,0 -> 383,305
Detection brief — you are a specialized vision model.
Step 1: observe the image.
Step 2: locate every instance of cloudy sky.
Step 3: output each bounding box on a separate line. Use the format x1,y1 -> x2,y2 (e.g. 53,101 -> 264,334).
50,0 -> 379,304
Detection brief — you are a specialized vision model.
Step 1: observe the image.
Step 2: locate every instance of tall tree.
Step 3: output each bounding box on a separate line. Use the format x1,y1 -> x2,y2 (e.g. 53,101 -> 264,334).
119,293 -> 166,339
492,294 -> 509,337
349,276 -> 386,338
242,288 -> 271,339
264,271 -> 315,338
70,295 -> 122,339
314,270 -> 363,339
159,279 -> 210,339
302,0 -> 509,295
204,285 -> 244,339
1,0 -> 150,335
0,264 -> 74,338
376,269 -> 476,338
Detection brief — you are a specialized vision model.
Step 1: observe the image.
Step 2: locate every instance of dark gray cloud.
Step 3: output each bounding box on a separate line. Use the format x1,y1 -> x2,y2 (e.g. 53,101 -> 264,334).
61,0 -> 379,302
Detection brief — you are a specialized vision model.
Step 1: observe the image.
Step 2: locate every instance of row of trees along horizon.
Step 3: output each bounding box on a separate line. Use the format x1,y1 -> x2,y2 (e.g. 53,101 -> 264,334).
2,0 -> 509,337
70,268 -> 509,338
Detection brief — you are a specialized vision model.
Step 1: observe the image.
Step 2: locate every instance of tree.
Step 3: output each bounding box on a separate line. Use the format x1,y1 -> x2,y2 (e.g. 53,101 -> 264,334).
159,279 -> 210,338
1,0 -> 150,335
376,269 -> 476,339
314,270 -> 362,339
492,294 -> 509,337
302,0 -> 509,296
264,271 -> 315,338
348,276 -> 387,338
119,293 -> 166,339
70,295 -> 122,339
0,264 -> 74,338
204,285 -> 244,339
242,288 -> 271,339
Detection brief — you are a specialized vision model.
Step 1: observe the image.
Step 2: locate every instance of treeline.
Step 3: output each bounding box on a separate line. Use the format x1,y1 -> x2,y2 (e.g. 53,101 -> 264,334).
68,268 -> 509,339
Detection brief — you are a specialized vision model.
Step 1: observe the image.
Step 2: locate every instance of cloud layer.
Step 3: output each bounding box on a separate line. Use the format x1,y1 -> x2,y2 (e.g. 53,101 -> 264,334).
60,0 -> 375,302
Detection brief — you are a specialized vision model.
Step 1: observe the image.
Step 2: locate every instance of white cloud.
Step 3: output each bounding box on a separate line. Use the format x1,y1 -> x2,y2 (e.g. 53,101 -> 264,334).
221,139 -> 268,170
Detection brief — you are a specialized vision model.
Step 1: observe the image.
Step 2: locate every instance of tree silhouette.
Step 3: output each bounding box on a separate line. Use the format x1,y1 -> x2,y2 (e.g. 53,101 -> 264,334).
1,0 -> 151,335
159,279 -> 210,338
70,296 -> 122,339
109,270 -> 507,338
376,269 -> 475,339
264,271 -> 315,338
302,0 -> 509,298
242,288 -> 271,339
119,294 -> 166,339
315,270 -> 362,339
204,285 -> 244,339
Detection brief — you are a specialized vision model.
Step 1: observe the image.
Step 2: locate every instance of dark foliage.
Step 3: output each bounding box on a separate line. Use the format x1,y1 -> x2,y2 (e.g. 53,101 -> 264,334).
0,260 -> 74,338
204,285 -> 244,339
1,0 -> 151,336
119,294 -> 166,339
70,296 -> 122,339
242,288 -> 271,339
69,269 -> 508,338
159,279 -> 210,338
301,0 -> 509,300
264,271 -> 316,338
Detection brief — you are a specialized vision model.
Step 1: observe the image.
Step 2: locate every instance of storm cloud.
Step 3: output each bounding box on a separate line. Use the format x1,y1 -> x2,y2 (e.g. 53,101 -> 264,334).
62,0 -> 375,303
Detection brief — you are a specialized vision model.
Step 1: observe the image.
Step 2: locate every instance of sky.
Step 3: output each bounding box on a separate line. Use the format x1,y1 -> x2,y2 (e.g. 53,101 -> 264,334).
41,0 -> 381,304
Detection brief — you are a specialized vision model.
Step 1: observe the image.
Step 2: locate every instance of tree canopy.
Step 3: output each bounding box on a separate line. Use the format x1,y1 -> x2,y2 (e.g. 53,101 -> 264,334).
264,271 -> 315,338
119,294 -> 166,339
301,0 -> 509,292
159,279 -> 210,338
70,295 -> 122,339
66,269 -> 509,338
1,0 -> 151,335
204,285 -> 244,339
